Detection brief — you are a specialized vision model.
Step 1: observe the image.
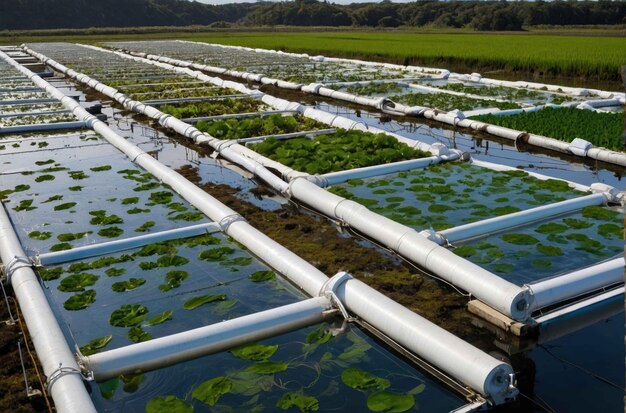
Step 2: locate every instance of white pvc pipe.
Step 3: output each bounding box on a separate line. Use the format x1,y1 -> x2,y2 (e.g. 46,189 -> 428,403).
23,44 -> 519,405
288,177 -> 531,321
38,222 -> 221,266
82,297 -> 334,380
0,49 -> 97,413
0,120 -> 85,134
527,257 -> 624,311
0,205 -> 97,413
441,193 -> 606,243
320,156 -> 441,187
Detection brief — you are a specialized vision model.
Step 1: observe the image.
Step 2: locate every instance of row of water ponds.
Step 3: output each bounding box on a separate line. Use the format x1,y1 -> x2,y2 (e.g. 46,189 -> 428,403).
0,43 -> 623,412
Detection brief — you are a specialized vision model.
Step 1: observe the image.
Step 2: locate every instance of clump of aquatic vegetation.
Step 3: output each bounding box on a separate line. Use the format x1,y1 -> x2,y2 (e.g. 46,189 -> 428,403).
195,114 -> 323,140
252,129 -> 428,174
436,83 -> 572,104
390,91 -> 521,111
470,107 -> 624,151
345,82 -> 403,96
160,98 -> 267,119
129,86 -> 237,101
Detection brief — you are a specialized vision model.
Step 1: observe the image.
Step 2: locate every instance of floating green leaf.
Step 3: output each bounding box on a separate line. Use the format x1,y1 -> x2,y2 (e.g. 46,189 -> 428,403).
146,396 -> 192,413
185,234 -> 221,248
192,376 -> 233,407
139,261 -> 158,270
68,170 -> 88,180
276,392 -> 319,413
90,165 -> 112,172
491,263 -> 514,273
134,182 -> 160,192
135,221 -> 156,232
367,391 -> 415,413
128,326 -> 152,343
28,230 -> 51,240
38,267 -> 63,281
245,361 -> 288,375
536,223 -> 568,234
341,368 -> 390,390
64,290 -> 96,311
13,199 -> 36,212
159,270 -> 188,291
127,207 -> 150,214
35,159 -> 55,166
112,278 -> 146,292
501,233 -> 540,245
35,174 -> 55,183
531,259 -> 552,269
121,197 -> 139,205
562,218 -> 593,229
110,304 -> 149,327
148,310 -> 173,326
149,191 -> 174,204
14,184 -> 30,192
199,247 -> 235,261
249,270 -> 276,283
453,245 -> 476,258
156,255 -> 189,268
135,243 -> 177,257
57,231 -> 91,242
597,223 -> 622,239
98,226 -> 124,238
80,335 -> 112,356
231,342 -> 277,361
105,267 -> 126,277
121,372 -> 145,393
50,242 -> 72,252
169,212 -> 204,222
58,273 -> 99,292
582,206 -> 620,221
99,379 -> 119,400
183,294 -> 226,310
68,185 -> 83,191
536,244 -> 563,256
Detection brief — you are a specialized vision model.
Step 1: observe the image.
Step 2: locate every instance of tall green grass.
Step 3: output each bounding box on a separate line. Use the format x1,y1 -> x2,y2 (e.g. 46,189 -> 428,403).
190,32 -> 626,81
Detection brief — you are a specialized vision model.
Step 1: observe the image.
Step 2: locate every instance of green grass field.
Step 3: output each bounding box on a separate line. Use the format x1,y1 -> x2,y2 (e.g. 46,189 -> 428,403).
189,32 -> 625,81
1,28 -> 624,83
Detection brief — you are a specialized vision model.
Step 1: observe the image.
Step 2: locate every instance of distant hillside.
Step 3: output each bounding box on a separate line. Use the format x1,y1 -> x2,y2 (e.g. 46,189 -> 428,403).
1,0 -> 624,31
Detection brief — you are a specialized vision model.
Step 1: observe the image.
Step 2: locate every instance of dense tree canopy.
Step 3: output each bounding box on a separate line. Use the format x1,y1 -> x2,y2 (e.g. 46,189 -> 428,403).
1,0 -> 624,30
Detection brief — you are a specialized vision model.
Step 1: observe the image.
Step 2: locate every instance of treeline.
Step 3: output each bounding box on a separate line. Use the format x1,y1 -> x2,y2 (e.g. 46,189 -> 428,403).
1,0 -> 625,31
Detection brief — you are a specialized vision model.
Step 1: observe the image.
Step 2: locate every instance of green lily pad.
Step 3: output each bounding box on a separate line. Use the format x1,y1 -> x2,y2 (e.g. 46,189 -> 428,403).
57,231 -> 91,242
231,343 -> 278,361
183,294 -> 227,310
199,247 -> 235,261
90,165 -> 112,172
149,191 -> 174,204
128,326 -> 152,343
192,376 -> 233,406
35,159 -> 55,166
13,199 -> 36,212
112,277 -> 146,292
68,185 -> 83,191
597,223 -> 623,240
367,390 -> 415,413
135,243 -> 177,257
68,170 -> 89,180
453,245 -> 476,258
159,270 -> 188,291
536,244 -> 563,256
169,212 -> 204,222
14,184 -> 30,192
491,263 -> 514,274
79,334 -> 112,356
89,210 -> 123,225
28,230 -> 52,240
185,234 -> 221,247
562,218 -> 593,229
53,202 -> 76,211
38,267 -> 63,281
148,310 -> 173,325
121,197 -> 139,205
341,368 -> 390,390
531,259 -> 552,269
68,262 -> 91,272
501,233 -> 540,245
58,272 -> 99,292
50,242 -> 72,252
64,290 -> 96,311
127,207 -> 150,214
35,174 -> 55,183
245,361 -> 288,374
98,226 -> 124,238
146,396 -> 192,413
134,182 -> 160,192
139,261 -> 158,270
582,206 -> 620,221
110,304 -> 149,327
135,221 -> 156,232
249,270 -> 276,282
99,379 -> 119,400
276,392 -> 319,413
105,267 -> 126,277
121,372 -> 145,393
156,255 -> 189,267
536,223 -> 568,234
